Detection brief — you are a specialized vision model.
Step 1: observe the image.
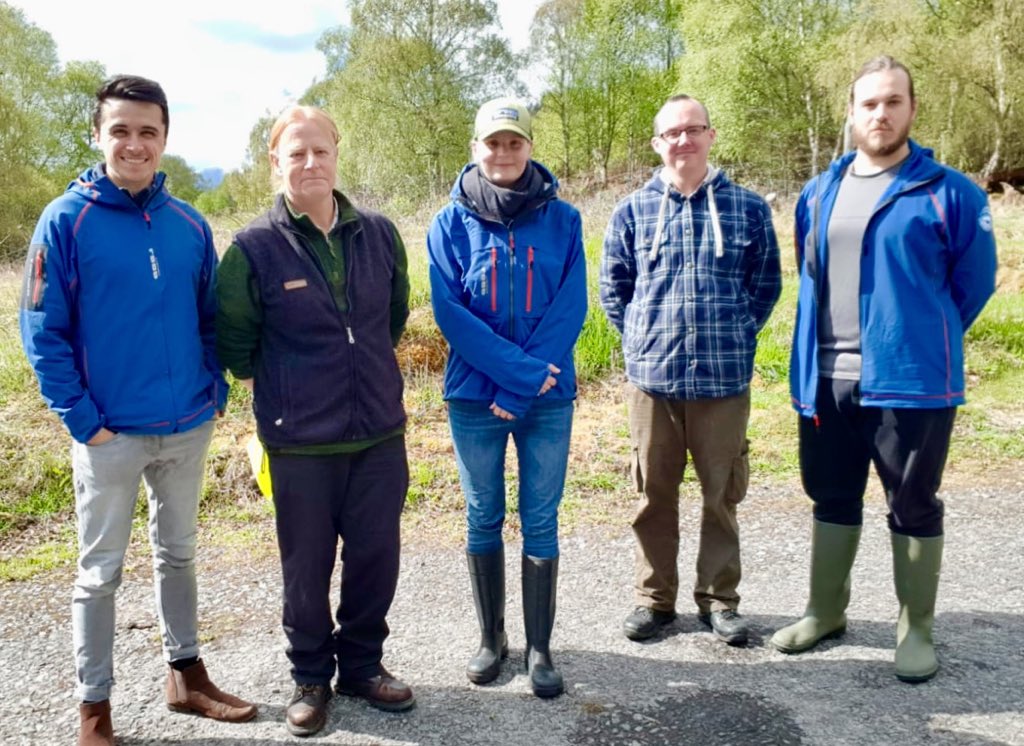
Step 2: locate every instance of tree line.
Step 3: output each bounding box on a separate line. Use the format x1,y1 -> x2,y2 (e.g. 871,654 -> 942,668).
1,0 -> 1021,259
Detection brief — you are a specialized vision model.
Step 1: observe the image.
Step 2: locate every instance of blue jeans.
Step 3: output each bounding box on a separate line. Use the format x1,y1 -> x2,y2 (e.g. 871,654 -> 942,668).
448,399 -> 574,559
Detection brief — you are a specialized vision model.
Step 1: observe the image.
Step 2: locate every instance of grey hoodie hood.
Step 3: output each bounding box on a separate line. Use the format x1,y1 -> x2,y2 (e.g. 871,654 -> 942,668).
649,165 -> 725,261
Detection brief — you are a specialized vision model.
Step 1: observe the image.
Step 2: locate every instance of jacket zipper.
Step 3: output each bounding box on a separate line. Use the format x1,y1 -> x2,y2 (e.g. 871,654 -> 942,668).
142,211 -> 162,281
526,246 -> 534,313
286,222 -> 356,344
31,251 -> 44,306
490,247 -> 498,312
343,223 -> 359,438
508,229 -> 516,335
342,224 -> 359,345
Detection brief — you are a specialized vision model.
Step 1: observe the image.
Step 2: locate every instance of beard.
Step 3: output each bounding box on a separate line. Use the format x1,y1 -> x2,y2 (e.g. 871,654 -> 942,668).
853,121 -> 912,158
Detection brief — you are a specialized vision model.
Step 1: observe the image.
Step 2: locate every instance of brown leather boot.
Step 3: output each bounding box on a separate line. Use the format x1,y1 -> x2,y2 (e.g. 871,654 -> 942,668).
166,659 -> 258,722
79,700 -> 113,746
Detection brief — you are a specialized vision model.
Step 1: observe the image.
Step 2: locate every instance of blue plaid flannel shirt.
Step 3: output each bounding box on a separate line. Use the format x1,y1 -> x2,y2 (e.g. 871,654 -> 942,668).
600,169 -> 782,400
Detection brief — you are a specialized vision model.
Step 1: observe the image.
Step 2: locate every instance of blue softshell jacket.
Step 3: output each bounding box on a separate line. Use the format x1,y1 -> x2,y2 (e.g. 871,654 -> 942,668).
427,162 -> 588,418
790,141 -> 998,417
20,165 -> 227,443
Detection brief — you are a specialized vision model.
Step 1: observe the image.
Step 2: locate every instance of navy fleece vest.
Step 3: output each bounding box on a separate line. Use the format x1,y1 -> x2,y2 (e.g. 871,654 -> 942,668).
235,197 -> 405,448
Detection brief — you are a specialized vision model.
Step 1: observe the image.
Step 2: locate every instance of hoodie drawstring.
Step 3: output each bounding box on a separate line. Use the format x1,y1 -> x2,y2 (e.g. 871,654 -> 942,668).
651,168 -> 725,261
649,185 -> 672,262
706,181 -> 724,258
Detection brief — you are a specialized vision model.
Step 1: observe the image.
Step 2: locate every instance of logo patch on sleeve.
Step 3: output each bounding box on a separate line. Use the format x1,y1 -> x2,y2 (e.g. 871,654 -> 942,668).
979,206 -> 993,233
21,243 -> 48,311
283,278 -> 309,290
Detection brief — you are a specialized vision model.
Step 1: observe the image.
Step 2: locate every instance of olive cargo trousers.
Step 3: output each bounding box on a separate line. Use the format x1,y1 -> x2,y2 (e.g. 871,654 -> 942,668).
627,385 -> 750,614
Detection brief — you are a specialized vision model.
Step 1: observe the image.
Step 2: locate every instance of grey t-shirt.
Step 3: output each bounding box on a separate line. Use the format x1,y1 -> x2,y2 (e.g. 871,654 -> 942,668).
818,165 -> 897,380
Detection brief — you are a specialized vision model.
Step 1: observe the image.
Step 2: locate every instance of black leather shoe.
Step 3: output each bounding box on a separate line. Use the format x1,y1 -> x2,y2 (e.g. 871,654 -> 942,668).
286,684 -> 331,737
699,609 -> 749,646
623,606 -> 676,641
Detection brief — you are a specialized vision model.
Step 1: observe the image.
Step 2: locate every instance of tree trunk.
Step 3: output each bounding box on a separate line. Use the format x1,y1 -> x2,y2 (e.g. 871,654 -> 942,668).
980,23 -> 1007,180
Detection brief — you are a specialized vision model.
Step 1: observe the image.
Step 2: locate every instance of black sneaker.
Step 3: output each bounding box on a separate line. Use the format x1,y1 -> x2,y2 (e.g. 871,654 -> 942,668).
699,609 -> 749,646
623,606 -> 676,641
286,684 -> 331,737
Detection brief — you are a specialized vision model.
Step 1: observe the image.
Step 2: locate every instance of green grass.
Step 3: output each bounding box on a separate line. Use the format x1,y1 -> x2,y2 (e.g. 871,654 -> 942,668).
0,537 -> 77,581
965,293 -> 1024,377
0,456 -> 73,535
754,281 -> 798,384
574,237 -> 622,381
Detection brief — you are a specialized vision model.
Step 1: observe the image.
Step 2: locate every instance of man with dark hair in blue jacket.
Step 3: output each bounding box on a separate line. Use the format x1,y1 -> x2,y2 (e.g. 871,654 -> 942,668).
20,75 -> 256,746
771,56 -> 998,683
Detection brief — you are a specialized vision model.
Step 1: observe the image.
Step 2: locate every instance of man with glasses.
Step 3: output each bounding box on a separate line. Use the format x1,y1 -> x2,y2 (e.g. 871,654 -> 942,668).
600,94 -> 781,646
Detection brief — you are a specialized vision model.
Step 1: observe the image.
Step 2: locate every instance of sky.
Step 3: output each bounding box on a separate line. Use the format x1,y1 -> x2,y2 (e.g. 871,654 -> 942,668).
14,0 -> 543,173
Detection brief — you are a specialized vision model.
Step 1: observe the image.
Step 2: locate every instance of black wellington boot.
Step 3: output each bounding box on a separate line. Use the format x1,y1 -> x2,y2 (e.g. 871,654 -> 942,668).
522,555 -> 564,698
466,548 -> 508,684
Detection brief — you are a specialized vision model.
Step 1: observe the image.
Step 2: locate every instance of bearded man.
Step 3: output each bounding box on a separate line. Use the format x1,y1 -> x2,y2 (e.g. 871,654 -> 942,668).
771,56 -> 997,683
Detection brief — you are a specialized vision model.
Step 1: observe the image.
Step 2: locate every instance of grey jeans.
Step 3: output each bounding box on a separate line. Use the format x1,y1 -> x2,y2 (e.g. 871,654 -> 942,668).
70,419 -> 214,702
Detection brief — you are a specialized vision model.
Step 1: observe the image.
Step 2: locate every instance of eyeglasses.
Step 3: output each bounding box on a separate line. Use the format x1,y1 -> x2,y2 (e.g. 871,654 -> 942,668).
657,125 -> 709,143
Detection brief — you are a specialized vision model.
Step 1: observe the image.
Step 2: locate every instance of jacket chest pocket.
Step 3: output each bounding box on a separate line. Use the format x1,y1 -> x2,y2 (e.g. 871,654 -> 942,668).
519,244 -> 560,318
461,245 -> 503,317
263,275 -> 339,329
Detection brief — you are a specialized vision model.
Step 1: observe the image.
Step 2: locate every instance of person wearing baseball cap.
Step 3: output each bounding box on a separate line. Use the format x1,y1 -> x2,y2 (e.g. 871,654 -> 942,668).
473,97 -> 533,141
427,97 -> 587,698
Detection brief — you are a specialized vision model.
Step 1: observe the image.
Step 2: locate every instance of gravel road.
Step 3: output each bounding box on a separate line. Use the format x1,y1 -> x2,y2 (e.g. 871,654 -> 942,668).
2,479 -> 1023,745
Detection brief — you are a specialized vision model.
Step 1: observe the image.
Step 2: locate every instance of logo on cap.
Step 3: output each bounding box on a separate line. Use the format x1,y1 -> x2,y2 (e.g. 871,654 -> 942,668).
494,108 -> 520,121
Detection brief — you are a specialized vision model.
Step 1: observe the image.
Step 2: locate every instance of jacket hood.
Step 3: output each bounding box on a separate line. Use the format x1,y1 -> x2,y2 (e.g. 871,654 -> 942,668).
68,164 -> 170,211
451,160 -> 559,214
642,164 -> 731,196
643,165 -> 730,261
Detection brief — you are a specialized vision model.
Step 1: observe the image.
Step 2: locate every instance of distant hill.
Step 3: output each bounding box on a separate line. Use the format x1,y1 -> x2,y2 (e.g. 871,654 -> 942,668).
199,168 -> 225,190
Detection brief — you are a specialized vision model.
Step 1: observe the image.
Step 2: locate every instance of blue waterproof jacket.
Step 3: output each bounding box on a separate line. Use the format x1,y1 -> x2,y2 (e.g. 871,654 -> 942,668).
427,162 -> 588,418
791,141 -> 997,416
20,166 -> 227,443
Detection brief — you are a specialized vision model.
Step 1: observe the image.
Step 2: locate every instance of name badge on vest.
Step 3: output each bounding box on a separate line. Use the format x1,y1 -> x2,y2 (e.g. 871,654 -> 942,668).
283,279 -> 308,291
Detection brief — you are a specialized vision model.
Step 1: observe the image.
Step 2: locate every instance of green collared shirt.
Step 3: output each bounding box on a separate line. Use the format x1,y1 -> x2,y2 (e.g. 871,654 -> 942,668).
285,196 -> 349,312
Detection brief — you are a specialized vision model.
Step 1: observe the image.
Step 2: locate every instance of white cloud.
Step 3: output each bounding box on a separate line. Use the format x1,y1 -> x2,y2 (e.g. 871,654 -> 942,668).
13,0 -> 543,173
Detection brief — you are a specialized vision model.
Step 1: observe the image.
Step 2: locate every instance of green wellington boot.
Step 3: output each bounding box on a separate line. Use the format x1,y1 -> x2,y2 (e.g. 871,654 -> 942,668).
892,532 -> 944,683
771,521 -> 861,653
466,548 -> 509,684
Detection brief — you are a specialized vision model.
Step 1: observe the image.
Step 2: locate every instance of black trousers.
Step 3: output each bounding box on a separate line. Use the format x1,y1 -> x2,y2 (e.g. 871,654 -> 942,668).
269,436 -> 409,684
799,378 -> 955,537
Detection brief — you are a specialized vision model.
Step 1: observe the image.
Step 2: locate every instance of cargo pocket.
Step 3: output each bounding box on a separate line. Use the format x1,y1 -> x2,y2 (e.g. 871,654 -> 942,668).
631,446 -> 645,493
724,439 -> 750,505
